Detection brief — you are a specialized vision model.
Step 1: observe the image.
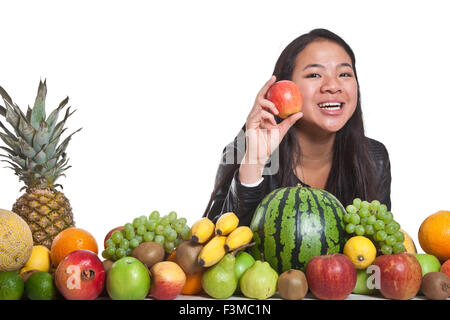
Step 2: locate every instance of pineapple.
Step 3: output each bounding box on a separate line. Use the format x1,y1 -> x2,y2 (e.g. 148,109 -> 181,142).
0,80 -> 81,249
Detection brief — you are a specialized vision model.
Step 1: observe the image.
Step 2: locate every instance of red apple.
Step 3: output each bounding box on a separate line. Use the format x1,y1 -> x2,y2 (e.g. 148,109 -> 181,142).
305,253 -> 357,300
372,253 -> 422,300
104,226 -> 124,248
150,261 -> 186,300
441,259 -> 450,278
266,80 -> 303,119
55,249 -> 105,300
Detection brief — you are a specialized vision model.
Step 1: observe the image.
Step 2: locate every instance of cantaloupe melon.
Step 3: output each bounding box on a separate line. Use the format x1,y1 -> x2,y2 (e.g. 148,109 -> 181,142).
0,208 -> 33,272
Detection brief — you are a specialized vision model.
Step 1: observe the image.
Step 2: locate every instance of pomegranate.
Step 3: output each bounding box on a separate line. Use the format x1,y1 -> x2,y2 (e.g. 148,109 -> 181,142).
55,249 -> 105,300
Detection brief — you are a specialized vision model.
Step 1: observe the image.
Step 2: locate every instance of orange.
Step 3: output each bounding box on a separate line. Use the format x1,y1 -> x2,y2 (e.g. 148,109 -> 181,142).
182,271 -> 204,295
50,227 -> 98,267
418,210 -> 450,262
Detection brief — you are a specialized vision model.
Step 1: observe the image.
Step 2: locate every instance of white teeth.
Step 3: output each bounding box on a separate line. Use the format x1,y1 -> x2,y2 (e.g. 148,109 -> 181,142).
318,102 -> 342,110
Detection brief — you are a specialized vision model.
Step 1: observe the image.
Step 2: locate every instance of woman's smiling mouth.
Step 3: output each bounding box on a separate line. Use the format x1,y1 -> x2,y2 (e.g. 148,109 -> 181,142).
317,101 -> 344,115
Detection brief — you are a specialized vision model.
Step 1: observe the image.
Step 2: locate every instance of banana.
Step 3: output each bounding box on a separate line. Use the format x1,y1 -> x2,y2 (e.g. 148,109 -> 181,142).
190,217 -> 215,244
198,235 -> 227,267
224,226 -> 253,251
215,212 -> 239,235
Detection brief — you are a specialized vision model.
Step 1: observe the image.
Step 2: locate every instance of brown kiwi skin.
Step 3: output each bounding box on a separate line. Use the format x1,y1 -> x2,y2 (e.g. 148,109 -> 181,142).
421,272 -> 450,300
277,269 -> 309,300
131,242 -> 165,269
174,240 -> 205,274
102,260 -> 114,274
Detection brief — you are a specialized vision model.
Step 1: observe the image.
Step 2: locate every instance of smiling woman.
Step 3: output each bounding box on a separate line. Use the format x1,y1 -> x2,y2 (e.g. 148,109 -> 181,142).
203,28 -> 392,226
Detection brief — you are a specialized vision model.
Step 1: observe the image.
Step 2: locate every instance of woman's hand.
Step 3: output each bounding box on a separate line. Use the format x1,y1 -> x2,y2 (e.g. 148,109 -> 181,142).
239,75 -> 303,184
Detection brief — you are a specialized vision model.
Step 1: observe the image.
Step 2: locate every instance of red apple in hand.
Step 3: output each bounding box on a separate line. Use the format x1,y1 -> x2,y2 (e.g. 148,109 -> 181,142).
372,253 -> 422,300
305,253 -> 357,300
55,249 -> 105,300
150,261 -> 186,300
266,80 -> 302,119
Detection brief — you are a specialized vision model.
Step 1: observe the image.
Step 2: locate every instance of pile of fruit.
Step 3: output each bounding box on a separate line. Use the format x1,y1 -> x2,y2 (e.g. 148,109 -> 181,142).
1,204 -> 450,300
0,81 -> 449,301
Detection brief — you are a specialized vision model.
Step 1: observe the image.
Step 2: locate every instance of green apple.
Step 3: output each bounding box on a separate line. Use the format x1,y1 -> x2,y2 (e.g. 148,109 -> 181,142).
353,269 -> 377,295
413,254 -> 441,276
107,257 -> 151,300
234,252 -> 255,294
235,252 -> 256,279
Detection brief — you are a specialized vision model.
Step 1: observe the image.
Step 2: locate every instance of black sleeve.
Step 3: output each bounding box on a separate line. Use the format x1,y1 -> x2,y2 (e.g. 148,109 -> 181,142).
370,140 -> 392,211
203,127 -> 271,226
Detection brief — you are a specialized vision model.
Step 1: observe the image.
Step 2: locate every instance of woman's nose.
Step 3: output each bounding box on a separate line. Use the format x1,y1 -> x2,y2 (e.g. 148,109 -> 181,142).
320,75 -> 342,94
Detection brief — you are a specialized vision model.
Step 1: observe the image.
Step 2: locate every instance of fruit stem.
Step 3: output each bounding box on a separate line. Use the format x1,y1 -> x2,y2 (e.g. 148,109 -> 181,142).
231,242 -> 256,256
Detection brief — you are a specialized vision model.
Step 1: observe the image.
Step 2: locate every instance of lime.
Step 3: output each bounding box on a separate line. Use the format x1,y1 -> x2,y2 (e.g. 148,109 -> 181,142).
24,272 -> 56,300
0,271 -> 25,300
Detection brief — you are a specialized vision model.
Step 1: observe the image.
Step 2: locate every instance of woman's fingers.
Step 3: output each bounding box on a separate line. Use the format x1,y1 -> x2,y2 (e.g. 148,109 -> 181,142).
260,109 -> 277,126
278,112 -> 303,137
257,75 -> 276,100
259,98 -> 279,116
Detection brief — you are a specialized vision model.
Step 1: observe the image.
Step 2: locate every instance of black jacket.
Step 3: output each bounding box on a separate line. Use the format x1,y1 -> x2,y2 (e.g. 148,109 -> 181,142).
204,129 -> 392,226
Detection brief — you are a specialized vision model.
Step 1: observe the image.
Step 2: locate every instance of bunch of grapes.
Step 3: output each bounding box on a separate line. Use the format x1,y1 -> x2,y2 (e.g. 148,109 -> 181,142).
102,210 -> 191,261
344,199 -> 406,255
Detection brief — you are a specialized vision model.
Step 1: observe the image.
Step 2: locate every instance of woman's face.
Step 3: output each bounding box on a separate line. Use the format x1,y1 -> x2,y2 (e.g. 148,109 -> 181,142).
291,39 -> 358,133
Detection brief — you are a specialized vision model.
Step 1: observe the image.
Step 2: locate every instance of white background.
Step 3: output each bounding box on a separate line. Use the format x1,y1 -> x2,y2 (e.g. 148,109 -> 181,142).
1,0 -> 449,252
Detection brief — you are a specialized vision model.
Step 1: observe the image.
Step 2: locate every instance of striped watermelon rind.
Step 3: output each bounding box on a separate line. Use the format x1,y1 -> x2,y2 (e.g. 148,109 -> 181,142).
249,186 -> 346,273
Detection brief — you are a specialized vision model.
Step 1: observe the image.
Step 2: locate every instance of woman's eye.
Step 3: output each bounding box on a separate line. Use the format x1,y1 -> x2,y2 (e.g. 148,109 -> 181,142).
306,73 -> 320,78
340,72 -> 353,77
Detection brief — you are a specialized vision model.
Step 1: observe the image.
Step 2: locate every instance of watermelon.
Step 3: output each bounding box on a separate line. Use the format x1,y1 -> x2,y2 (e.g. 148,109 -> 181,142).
249,185 -> 346,273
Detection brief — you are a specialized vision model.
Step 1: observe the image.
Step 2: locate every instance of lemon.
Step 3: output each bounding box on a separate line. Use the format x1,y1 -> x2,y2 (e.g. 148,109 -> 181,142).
343,236 -> 377,269
20,245 -> 51,274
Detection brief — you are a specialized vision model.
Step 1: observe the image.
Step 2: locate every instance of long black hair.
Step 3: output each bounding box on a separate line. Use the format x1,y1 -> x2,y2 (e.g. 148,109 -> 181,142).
203,28 -> 378,216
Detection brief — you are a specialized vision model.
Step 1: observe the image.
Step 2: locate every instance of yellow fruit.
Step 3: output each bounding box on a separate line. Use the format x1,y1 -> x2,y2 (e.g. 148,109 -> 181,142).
198,236 -> 227,267
343,236 -> 377,269
20,245 -> 51,274
0,209 -> 33,272
224,226 -> 253,251
190,218 -> 215,244
215,212 -> 239,236
400,228 -> 417,254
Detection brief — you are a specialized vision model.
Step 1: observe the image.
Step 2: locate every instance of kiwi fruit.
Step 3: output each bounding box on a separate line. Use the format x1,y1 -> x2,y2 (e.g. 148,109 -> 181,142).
131,242 -> 165,268
277,269 -> 309,300
421,272 -> 450,300
174,240 -> 204,274
102,260 -> 114,274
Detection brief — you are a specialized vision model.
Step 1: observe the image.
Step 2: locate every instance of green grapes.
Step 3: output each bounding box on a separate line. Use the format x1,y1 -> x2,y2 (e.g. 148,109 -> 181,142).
104,210 -> 191,261
343,198 -> 406,256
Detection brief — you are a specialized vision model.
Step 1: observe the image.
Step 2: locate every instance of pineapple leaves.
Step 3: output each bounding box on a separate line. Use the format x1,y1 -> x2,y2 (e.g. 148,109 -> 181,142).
55,128 -> 82,158
30,79 -> 47,130
32,120 -> 50,152
0,132 -> 20,154
0,85 -> 13,105
0,81 -> 81,188
46,96 -> 69,131
18,137 -> 36,158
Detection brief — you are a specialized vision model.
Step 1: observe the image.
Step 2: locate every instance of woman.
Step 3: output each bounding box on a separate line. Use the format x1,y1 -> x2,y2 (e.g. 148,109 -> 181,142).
203,28 -> 391,226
